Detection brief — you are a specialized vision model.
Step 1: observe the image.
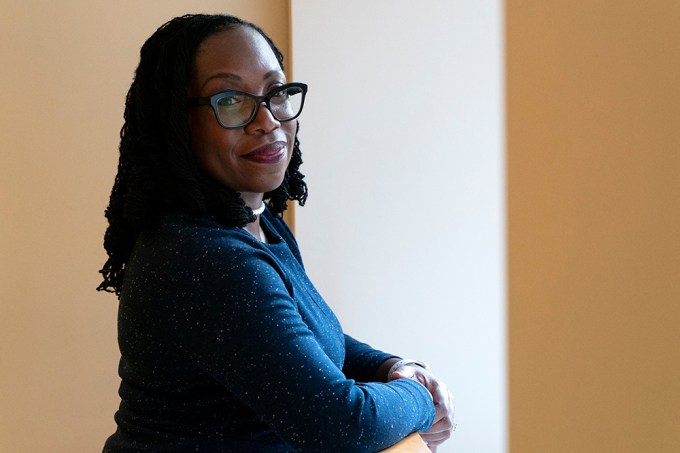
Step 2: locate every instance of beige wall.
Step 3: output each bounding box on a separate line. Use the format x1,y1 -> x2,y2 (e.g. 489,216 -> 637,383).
0,1 -> 288,451
508,1 -> 680,452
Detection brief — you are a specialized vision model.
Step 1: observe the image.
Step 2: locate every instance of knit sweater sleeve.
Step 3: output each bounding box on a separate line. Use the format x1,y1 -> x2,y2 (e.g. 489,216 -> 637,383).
160,224 -> 434,452
343,335 -> 399,383
269,215 -> 401,383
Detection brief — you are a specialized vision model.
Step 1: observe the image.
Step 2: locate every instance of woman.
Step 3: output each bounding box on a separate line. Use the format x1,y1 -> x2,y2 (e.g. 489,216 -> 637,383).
99,14 -> 454,452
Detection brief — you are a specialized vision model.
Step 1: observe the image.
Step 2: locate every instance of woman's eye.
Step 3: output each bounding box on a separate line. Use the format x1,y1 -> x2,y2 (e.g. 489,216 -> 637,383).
218,94 -> 242,107
271,88 -> 289,100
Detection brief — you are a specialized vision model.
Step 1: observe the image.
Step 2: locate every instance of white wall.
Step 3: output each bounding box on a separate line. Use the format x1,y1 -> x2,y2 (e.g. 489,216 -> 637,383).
291,1 -> 505,452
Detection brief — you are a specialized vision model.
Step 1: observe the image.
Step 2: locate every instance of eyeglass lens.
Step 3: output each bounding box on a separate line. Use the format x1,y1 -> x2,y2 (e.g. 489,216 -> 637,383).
216,86 -> 304,127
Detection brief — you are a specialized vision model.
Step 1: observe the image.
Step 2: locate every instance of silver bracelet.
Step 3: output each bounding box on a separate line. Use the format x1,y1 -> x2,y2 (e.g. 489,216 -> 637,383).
387,358 -> 430,382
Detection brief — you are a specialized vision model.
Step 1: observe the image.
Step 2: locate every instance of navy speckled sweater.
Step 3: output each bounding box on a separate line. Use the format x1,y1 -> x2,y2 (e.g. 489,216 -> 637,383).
104,209 -> 434,452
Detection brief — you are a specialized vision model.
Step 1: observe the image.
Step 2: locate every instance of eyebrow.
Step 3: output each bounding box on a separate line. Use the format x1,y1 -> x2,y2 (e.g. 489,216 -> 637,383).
201,69 -> 283,89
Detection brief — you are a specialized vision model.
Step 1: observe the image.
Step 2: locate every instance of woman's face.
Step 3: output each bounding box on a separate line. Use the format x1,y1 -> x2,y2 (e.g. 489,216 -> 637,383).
187,26 -> 296,203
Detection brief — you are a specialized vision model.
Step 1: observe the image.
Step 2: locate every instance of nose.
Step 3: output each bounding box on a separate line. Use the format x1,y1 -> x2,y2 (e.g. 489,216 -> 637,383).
245,101 -> 280,133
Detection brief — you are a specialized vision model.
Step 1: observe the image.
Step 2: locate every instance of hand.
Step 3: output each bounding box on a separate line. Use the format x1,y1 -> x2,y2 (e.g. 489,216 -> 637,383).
391,366 -> 455,451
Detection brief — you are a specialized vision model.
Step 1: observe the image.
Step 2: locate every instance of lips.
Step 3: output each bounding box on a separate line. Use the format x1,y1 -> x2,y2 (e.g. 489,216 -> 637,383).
241,142 -> 287,164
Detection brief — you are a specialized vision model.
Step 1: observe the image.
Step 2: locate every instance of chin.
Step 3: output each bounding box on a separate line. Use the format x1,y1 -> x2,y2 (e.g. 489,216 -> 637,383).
250,175 -> 287,194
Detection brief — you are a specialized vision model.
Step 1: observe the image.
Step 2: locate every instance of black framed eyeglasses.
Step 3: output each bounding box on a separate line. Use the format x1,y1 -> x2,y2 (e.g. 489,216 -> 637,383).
187,82 -> 308,129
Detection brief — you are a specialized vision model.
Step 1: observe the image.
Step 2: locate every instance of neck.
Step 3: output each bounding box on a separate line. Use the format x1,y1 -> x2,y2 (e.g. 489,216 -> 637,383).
241,192 -> 264,210
243,218 -> 267,243
251,200 -> 266,216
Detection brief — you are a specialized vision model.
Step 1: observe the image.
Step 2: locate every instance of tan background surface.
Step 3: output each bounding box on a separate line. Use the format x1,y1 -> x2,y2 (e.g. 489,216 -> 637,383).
0,1 -> 289,451
508,0 -> 680,451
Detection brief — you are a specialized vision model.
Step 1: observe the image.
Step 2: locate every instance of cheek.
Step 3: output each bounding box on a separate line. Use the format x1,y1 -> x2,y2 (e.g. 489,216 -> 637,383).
284,121 -> 298,151
188,113 -> 241,176
190,110 -> 238,150
188,110 -> 209,151
188,119 -> 214,170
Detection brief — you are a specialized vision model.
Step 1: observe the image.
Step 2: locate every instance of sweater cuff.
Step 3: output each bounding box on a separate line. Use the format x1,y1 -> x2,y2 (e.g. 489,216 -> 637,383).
388,377 -> 436,431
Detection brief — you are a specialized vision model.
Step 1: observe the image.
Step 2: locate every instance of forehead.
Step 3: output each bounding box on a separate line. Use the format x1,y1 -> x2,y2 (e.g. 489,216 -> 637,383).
192,26 -> 282,89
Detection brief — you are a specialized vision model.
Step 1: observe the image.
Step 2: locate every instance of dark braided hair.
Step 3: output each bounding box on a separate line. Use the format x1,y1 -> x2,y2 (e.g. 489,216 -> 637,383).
98,14 -> 307,295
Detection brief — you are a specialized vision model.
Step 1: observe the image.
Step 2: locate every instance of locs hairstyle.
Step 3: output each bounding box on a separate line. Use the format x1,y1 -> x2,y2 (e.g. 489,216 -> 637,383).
98,14 -> 307,295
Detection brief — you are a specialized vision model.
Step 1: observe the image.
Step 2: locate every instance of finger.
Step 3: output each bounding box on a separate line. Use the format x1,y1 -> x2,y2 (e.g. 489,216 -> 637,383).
429,379 -> 449,406
420,432 -> 448,447
427,416 -> 454,434
414,373 -> 446,403
423,423 -> 454,444
433,388 -> 454,418
431,395 -> 451,424
390,366 -> 416,380
437,391 -> 455,427
421,425 -> 453,443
